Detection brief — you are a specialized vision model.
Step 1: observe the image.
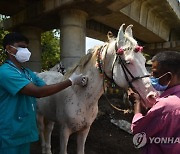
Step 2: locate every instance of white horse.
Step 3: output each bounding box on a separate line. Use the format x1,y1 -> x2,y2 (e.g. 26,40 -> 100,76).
37,24 -> 157,154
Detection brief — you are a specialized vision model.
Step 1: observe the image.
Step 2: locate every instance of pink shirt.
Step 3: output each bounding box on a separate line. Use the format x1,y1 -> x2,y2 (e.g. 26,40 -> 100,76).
131,85 -> 180,154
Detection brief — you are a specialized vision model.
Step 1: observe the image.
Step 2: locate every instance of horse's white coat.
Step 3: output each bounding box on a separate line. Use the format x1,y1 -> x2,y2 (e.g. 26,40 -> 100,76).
37,24 -> 156,154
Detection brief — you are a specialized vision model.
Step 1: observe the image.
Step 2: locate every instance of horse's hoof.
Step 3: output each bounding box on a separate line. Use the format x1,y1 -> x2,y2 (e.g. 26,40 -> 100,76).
46,151 -> 52,154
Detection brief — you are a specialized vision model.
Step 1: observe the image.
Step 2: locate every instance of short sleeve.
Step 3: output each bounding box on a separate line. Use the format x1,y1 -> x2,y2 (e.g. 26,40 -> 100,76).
35,76 -> 46,86
0,67 -> 31,96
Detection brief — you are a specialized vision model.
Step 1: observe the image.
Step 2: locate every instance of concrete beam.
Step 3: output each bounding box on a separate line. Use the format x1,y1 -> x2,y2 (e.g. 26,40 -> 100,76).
167,0 -> 180,20
144,41 -> 180,56
1,0 -> 180,44
86,20 -> 118,42
120,0 -> 176,42
2,0 -> 134,31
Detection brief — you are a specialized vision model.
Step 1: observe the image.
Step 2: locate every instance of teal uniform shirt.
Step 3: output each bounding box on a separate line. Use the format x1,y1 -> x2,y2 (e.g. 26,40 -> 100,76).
0,60 -> 46,148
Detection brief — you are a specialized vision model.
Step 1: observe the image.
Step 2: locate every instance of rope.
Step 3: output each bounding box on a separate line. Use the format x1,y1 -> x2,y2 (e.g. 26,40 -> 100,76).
103,94 -> 133,114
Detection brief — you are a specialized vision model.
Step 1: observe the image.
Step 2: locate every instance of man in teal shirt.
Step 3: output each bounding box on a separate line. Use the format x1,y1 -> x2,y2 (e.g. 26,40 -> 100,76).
0,32 -> 87,154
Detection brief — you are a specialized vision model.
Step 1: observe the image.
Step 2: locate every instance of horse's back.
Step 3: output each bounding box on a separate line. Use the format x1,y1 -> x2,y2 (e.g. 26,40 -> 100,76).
37,71 -> 64,85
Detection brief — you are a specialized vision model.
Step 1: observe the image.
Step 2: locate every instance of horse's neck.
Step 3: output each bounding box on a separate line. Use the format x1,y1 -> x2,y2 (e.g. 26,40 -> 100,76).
76,53 -> 104,101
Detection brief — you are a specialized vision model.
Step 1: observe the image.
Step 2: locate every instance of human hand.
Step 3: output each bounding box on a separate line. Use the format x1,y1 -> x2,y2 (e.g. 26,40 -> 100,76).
69,73 -> 88,86
128,88 -> 141,104
128,88 -> 143,114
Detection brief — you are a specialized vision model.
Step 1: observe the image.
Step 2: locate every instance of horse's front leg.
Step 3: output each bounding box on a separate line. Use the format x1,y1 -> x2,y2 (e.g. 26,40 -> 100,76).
37,114 -> 46,154
77,126 -> 91,154
44,120 -> 55,154
59,125 -> 71,154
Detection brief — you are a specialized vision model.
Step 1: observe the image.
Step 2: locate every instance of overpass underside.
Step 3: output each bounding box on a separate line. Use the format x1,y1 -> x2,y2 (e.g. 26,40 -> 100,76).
0,0 -> 180,70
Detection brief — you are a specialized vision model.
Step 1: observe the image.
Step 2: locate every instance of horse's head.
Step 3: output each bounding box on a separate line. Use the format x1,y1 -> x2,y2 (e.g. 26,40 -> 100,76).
100,24 -> 157,108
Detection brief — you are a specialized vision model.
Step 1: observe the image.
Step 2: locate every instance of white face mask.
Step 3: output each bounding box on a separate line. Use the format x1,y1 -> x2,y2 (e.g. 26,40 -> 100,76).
9,46 -> 31,63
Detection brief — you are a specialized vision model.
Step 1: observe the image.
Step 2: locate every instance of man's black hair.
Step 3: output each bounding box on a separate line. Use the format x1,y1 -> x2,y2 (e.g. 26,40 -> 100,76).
3,32 -> 29,49
152,51 -> 180,77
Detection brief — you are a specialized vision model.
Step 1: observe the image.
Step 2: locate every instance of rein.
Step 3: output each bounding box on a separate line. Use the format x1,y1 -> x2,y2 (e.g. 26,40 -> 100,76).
96,45 -> 129,113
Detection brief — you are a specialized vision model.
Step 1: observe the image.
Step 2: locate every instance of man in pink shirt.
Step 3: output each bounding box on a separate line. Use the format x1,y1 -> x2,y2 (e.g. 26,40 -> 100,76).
130,51 -> 180,154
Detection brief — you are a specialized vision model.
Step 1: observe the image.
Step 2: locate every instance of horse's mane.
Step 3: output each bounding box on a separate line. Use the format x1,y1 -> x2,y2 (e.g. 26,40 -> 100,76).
64,32 -> 116,79
64,46 -> 100,79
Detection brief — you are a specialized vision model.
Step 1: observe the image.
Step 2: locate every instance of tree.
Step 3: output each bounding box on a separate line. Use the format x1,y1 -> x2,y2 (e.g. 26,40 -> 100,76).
0,15 -> 8,65
0,26 -> 60,69
41,30 -> 60,71
0,29 -> 8,65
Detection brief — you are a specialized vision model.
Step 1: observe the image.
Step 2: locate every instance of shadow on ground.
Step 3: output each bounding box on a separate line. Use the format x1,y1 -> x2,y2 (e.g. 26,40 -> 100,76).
31,95 -> 140,154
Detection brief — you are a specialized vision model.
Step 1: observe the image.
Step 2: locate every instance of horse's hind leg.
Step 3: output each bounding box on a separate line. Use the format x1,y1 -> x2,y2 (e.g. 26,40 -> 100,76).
37,114 -> 54,154
77,127 -> 90,154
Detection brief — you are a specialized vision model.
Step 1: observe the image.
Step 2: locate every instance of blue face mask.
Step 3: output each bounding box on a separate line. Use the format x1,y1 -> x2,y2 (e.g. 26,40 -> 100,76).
150,72 -> 171,91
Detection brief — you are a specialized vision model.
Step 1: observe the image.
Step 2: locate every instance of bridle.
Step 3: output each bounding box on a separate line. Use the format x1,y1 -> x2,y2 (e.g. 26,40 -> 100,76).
114,43 -> 150,89
96,41 -> 151,112
96,42 -> 150,91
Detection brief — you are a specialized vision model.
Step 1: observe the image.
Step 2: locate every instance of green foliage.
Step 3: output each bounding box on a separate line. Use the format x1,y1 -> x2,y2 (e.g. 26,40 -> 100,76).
0,30 -> 8,65
0,18 -> 8,65
0,27 -> 60,68
41,30 -> 60,71
0,15 -> 60,68
143,53 -> 152,61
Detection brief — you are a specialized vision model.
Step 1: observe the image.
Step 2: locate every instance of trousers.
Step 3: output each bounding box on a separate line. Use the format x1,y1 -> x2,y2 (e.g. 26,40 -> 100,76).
0,143 -> 30,154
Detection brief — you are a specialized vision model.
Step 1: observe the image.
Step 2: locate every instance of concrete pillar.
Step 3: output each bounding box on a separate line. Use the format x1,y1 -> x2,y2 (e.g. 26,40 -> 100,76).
59,9 -> 87,69
16,26 -> 42,72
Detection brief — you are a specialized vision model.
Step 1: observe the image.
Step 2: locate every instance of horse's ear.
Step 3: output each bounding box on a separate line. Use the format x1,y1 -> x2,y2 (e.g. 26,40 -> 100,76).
107,31 -> 114,42
117,24 -> 125,47
125,24 -> 137,45
125,25 -> 133,38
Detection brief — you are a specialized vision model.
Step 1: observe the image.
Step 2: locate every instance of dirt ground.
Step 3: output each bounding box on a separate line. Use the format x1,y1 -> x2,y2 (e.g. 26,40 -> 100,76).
31,95 -> 140,154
